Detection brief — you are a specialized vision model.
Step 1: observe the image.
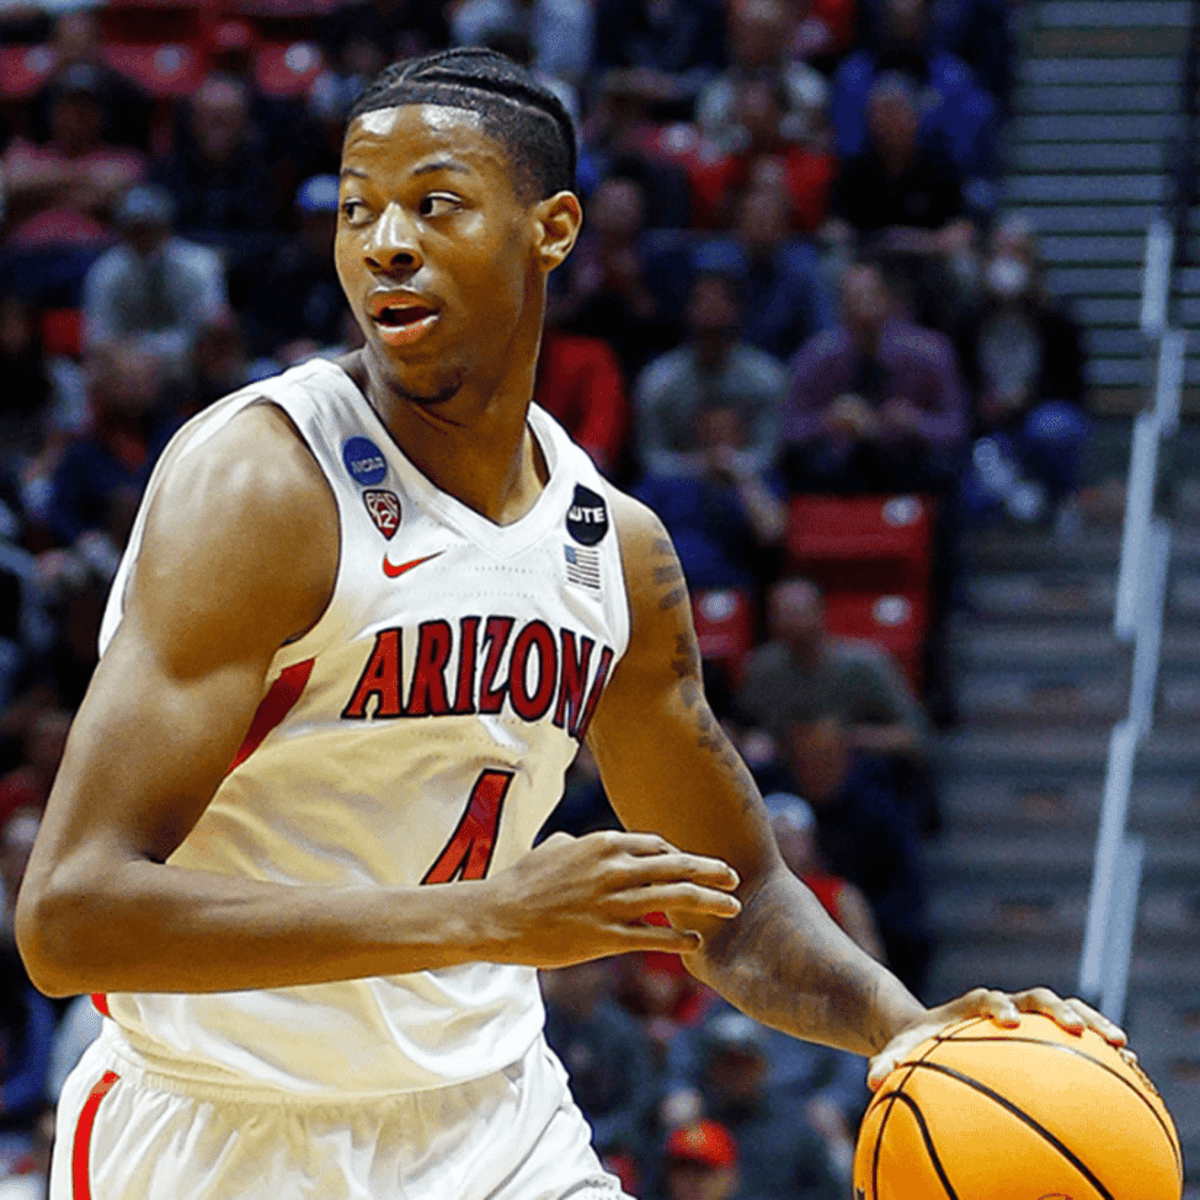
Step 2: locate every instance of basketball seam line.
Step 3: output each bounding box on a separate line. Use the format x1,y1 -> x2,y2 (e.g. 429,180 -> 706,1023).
870,1020 -> 982,1198
904,1061 -> 1115,1200
876,1090 -> 961,1200
939,1037 -> 1182,1182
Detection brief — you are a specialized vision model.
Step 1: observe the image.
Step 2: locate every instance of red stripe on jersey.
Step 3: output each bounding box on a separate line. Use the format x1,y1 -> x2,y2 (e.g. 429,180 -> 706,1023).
72,1070 -> 119,1200
90,993 -> 110,1018
229,658 -> 315,772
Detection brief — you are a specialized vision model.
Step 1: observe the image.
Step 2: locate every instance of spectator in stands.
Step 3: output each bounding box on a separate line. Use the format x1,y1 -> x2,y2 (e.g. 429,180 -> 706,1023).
6,545 -> 111,712
533,324 -> 630,477
557,173 -> 684,381
592,0 -> 728,115
451,0 -> 594,88
308,32 -> 386,149
696,181 -> 836,361
153,74 -> 276,291
1,65 -> 146,303
541,959 -> 661,1183
738,576 -> 928,761
929,0 -> 1015,110
633,405 -> 785,591
246,175 -> 346,365
82,184 -> 228,381
175,313 -> 257,419
634,269 -> 786,480
957,215 -> 1091,526
832,0 -> 999,192
0,814 -> 55,1136
45,341 -> 173,548
665,990 -> 866,1180
0,290 -> 86,465
779,260 -> 967,493
696,0 -> 829,154
0,707 -> 68,829
829,72 -> 970,255
765,790 -> 885,962
322,0 -> 450,65
793,0 -> 859,70
686,76 -> 836,233
674,1011 -> 843,1200
783,710 -> 933,994
661,1119 -> 740,1200
31,10 -> 152,153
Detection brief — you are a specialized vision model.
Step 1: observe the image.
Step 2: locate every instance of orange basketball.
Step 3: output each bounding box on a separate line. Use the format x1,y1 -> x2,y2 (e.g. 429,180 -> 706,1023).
854,1012 -> 1183,1200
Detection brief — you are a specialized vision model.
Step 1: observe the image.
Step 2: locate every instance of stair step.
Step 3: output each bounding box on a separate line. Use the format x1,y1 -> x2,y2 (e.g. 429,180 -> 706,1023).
1039,234 -> 1149,264
1015,82 -> 1181,115
1038,0 -> 1191,26
1018,56 -> 1183,84
937,728 -> 1200,776
1010,113 -> 1182,141
967,572 -> 1116,622
1003,172 -> 1167,203
1011,141 -> 1168,172
1025,203 -> 1159,234
952,624 -> 1130,670
938,777 -> 1198,834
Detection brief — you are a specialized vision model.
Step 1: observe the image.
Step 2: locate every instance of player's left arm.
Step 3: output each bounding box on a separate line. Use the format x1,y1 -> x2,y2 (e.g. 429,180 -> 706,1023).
587,492 -> 1128,1078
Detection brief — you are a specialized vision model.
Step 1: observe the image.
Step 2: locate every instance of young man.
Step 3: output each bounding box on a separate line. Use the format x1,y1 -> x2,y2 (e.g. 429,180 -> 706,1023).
16,50 -> 1122,1199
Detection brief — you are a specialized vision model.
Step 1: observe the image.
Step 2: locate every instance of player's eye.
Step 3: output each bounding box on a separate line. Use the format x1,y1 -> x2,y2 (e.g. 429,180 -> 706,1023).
341,198 -> 370,226
419,194 -> 460,219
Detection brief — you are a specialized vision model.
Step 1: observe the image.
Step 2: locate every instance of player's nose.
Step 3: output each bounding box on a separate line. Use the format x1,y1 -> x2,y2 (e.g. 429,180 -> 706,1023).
364,203 -> 423,276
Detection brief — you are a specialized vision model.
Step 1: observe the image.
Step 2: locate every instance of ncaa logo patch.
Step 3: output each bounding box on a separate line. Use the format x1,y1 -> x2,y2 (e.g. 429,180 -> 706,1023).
343,436 -> 387,486
363,489 -> 401,539
566,484 -> 608,546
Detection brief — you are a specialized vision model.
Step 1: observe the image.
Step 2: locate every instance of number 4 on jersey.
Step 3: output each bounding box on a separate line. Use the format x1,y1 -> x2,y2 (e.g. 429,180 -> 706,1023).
421,769 -> 514,884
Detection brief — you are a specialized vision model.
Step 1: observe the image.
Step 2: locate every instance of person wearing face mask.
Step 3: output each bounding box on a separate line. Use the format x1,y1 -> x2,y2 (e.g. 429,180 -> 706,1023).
956,215 -> 1089,526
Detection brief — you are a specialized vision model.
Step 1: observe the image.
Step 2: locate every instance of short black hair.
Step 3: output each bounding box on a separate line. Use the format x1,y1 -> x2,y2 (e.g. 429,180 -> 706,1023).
347,48 -> 576,203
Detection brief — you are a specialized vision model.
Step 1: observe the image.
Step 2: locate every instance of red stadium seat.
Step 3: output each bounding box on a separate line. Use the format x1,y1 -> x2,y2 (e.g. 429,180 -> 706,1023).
0,45 -> 56,100
255,40 -> 325,96
101,42 -> 206,98
784,493 -> 933,594
40,308 -> 84,359
691,588 -> 755,685
822,591 -> 927,690
99,0 -> 208,48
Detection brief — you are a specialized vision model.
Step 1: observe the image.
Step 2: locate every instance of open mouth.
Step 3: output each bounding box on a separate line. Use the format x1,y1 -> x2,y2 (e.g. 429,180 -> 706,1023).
371,304 -> 440,346
376,304 -> 435,328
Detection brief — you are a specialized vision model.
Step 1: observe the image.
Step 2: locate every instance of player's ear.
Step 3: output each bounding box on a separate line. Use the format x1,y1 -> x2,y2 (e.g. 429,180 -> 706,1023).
532,190 -> 582,272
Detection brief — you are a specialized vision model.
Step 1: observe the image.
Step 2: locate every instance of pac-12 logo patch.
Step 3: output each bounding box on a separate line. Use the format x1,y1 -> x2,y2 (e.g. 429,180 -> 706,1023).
566,484 -> 608,546
343,437 -> 387,486
363,489 -> 401,539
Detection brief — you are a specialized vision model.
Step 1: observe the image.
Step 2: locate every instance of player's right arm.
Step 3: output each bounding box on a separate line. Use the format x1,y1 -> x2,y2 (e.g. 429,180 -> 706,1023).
16,405 -> 740,998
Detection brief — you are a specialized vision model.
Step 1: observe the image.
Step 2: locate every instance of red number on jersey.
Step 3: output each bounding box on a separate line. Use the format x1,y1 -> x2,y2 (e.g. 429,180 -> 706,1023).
421,769 -> 514,884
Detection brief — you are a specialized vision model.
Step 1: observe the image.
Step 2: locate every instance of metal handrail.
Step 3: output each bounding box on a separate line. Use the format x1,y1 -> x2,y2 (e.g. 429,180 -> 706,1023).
1078,222 -> 1182,1021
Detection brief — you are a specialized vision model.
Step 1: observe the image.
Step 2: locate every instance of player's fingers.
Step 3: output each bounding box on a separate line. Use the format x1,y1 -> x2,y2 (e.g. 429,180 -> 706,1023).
1007,986 -> 1086,1034
634,881 -> 742,920
609,920 -> 705,955
618,849 -> 741,892
1059,995 -> 1128,1046
954,986 -> 1021,1027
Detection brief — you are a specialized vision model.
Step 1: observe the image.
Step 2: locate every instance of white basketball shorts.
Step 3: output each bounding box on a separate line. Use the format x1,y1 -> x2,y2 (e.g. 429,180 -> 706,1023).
53,1022 -> 630,1200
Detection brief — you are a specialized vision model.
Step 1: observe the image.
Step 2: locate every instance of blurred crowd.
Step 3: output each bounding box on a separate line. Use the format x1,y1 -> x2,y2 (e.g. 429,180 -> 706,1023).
0,0 -> 1094,1195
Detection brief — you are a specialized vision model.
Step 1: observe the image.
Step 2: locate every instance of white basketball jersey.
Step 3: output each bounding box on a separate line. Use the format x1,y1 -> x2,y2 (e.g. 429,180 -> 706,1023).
97,358 -> 631,1094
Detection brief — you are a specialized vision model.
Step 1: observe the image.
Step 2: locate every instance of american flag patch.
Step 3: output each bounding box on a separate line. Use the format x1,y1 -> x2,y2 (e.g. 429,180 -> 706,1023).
564,544 -> 601,589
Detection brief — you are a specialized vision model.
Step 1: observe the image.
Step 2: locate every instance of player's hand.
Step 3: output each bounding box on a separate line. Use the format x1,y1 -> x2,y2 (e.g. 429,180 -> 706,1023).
866,986 -> 1129,1091
481,830 -> 742,968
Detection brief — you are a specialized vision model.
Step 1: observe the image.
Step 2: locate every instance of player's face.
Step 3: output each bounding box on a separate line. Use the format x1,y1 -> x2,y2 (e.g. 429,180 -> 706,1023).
336,104 -> 544,406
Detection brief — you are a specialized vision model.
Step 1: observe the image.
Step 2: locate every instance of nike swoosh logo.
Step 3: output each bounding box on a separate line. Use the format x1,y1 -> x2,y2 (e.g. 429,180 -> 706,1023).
382,551 -> 444,579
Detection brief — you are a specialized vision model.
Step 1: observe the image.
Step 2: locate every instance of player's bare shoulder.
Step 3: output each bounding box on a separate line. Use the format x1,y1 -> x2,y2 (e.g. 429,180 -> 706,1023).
125,400 -> 339,669
606,489 -> 691,636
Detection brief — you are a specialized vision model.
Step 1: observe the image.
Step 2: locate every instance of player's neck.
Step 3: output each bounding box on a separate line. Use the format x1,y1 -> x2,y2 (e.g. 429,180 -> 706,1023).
350,352 -> 550,526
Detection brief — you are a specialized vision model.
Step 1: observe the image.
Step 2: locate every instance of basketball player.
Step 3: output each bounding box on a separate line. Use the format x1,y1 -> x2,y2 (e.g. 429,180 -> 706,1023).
17,50 -> 1124,1199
